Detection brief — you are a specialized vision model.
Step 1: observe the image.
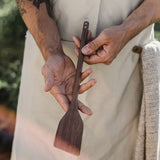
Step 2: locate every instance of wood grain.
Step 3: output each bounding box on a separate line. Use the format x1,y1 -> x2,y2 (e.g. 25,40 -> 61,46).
54,21 -> 89,156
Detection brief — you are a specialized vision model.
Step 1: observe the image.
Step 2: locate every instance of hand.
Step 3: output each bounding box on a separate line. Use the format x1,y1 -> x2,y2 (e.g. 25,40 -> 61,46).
41,52 -> 96,115
73,25 -> 127,65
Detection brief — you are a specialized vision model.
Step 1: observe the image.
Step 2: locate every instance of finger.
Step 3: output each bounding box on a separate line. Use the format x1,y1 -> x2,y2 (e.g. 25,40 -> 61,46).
72,36 -> 80,48
73,31 -> 92,48
81,68 -> 92,82
84,54 -> 103,64
41,64 -> 54,92
87,31 -> 96,43
104,60 -> 112,65
66,94 -> 93,115
75,48 -> 97,58
75,48 -> 79,57
82,34 -> 105,55
87,30 -> 92,41
97,49 -> 112,65
97,49 -> 107,57
79,79 -> 96,94
83,47 -> 112,65
51,91 -> 70,112
78,100 -> 93,116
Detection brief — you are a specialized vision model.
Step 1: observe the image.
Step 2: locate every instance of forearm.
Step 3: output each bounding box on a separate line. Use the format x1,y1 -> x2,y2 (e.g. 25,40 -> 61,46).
16,0 -> 63,60
121,0 -> 160,44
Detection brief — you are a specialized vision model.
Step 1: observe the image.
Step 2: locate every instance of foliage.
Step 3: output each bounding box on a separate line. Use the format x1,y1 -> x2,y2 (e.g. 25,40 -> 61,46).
0,1 -> 160,111
0,0 -> 27,110
155,21 -> 160,40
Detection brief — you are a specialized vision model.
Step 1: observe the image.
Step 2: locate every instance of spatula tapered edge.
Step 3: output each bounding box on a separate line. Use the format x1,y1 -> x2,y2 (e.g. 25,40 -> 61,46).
54,109 -> 83,156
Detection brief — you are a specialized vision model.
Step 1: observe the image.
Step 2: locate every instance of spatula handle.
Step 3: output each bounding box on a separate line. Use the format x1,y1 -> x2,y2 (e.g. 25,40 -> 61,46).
70,21 -> 89,109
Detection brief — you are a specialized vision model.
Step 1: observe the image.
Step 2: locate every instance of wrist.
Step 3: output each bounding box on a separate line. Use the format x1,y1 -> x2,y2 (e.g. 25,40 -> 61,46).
119,22 -> 134,44
43,47 -> 65,60
119,0 -> 156,43
113,24 -> 130,47
39,40 -> 64,60
33,23 -> 63,60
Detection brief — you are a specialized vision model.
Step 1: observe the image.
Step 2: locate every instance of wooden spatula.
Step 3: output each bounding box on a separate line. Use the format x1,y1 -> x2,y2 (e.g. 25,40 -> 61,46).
54,21 -> 89,156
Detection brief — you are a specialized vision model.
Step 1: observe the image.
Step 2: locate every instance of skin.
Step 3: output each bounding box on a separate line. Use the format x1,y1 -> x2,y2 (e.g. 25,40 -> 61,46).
16,0 -> 96,115
16,0 -> 160,114
73,0 -> 160,65
16,0 -> 53,17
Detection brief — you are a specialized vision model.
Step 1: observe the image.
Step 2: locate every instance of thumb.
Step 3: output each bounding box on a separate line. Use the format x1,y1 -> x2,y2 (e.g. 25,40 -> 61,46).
82,34 -> 104,55
41,64 -> 54,92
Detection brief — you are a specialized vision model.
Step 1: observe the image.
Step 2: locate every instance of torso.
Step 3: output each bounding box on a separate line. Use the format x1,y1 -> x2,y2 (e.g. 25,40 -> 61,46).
51,0 -> 152,43
11,1 -> 154,160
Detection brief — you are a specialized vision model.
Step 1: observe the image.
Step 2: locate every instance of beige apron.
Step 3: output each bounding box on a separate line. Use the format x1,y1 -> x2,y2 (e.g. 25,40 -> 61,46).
11,0 -> 154,159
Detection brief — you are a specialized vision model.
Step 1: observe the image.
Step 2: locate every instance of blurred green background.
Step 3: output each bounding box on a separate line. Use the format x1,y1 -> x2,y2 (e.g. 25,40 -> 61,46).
0,1 -> 159,159
0,0 -> 27,111
0,0 -> 160,111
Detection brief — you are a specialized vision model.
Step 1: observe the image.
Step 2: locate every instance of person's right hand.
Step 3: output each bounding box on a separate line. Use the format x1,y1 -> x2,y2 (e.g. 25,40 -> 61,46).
41,52 -> 96,115
73,26 -> 127,65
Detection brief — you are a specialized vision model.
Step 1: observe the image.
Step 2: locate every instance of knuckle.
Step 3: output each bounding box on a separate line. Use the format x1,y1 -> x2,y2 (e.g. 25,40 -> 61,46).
100,31 -> 107,40
89,41 -> 98,49
85,61 -> 92,65
104,60 -> 112,65
102,54 -> 108,62
84,58 -> 91,64
78,102 -> 83,109
103,45 -> 108,51
88,82 -> 93,88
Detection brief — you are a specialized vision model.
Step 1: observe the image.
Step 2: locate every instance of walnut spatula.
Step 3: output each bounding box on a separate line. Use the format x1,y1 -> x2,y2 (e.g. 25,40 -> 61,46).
54,21 -> 89,156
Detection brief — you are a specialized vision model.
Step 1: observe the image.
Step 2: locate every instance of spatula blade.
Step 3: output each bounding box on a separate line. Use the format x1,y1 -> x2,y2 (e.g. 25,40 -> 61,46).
54,109 -> 83,156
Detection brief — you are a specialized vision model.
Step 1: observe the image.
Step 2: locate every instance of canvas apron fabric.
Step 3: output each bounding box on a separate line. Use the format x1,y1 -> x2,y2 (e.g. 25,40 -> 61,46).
11,0 -> 155,160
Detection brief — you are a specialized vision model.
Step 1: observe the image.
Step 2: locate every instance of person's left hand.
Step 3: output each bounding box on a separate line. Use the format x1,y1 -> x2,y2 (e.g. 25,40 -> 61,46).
73,25 -> 127,65
42,53 -> 96,116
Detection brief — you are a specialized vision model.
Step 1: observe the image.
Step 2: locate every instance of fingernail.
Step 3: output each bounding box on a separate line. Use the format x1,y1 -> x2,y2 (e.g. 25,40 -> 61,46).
91,80 -> 96,86
87,69 -> 92,74
93,80 -> 97,84
88,109 -> 93,116
82,46 -> 90,54
44,86 -> 49,92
